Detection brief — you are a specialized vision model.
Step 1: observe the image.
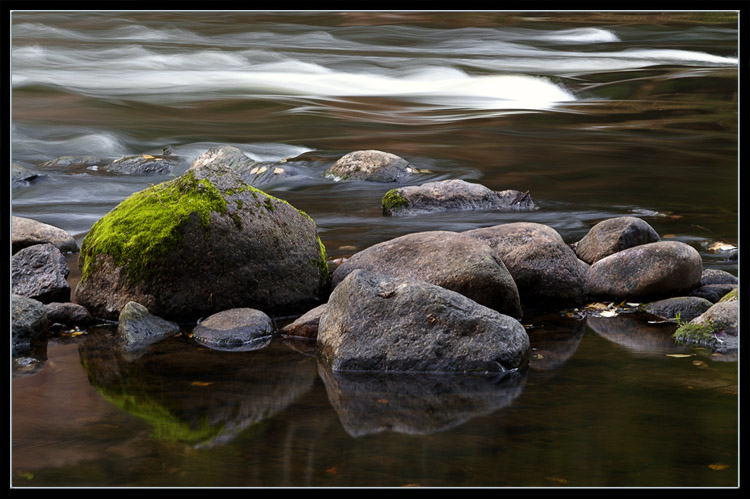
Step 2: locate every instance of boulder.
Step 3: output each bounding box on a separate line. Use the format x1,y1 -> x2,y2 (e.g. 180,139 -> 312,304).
573,216 -> 660,264
674,289 -> 738,351
190,144 -> 255,173
586,241 -> 702,301
193,308 -> 274,352
44,302 -> 95,326
326,150 -> 411,182
280,304 -> 328,339
642,296 -> 713,322
700,268 -> 738,286
691,283 -> 738,303
464,222 -> 566,259
12,216 -> 78,254
117,301 -> 181,352
12,243 -> 71,303
75,157 -> 328,321
318,270 -> 531,373
331,231 -> 522,318
12,294 -> 48,357
382,179 -> 534,216
107,154 -> 173,174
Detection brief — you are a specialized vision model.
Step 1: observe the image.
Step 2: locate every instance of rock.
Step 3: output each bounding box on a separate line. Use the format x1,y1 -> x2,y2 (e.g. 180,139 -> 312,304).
700,269 -> 738,286
117,301 -> 181,352
12,243 -> 71,303
691,283 -> 738,303
326,150 -> 411,182
464,222 -> 565,259
318,270 -> 531,373
585,241 -> 702,301
280,304 -> 328,339
573,216 -> 660,264
330,231 -> 522,318
12,216 -> 78,254
41,155 -> 106,169
12,294 -> 48,357
501,240 -> 589,311
674,290 -> 738,351
190,144 -> 255,173
44,302 -> 96,326
193,308 -> 274,352
107,154 -> 173,174
383,179 -> 534,216
12,163 -> 47,184
642,296 -> 713,322
75,158 -> 328,321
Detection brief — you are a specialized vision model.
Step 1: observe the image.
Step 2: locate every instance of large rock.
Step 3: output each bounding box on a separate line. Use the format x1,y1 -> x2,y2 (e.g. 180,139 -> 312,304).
107,154 -> 174,175
12,216 -> 78,254
75,157 -> 328,321
117,301 -> 181,352
464,222 -> 566,259
573,216 -> 660,264
192,308 -> 274,352
331,231 -> 522,318
691,283 -> 738,303
190,144 -> 294,186
674,289 -> 738,351
12,294 -> 48,357
700,268 -> 738,286
326,150 -> 411,182
12,243 -> 71,303
318,270 -> 531,373
642,296 -> 713,323
382,179 -> 534,216
586,241 -> 702,301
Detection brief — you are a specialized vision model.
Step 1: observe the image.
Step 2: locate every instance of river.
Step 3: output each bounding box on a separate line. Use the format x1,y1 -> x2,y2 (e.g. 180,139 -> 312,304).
10,10 -> 739,488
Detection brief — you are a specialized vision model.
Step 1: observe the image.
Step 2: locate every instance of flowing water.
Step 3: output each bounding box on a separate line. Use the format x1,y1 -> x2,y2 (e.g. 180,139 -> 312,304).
10,11 -> 739,488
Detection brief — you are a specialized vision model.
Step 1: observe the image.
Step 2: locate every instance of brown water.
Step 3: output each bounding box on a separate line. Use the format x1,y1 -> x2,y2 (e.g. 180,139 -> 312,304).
11,11 -> 739,488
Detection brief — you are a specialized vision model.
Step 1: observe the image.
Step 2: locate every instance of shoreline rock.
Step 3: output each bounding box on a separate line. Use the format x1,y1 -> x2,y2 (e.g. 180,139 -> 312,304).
12,216 -> 78,254
12,243 -> 71,303
117,301 -> 181,353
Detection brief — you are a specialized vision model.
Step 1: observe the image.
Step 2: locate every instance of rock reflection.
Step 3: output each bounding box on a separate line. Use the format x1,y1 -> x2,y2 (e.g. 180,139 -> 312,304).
525,313 -> 586,371
318,362 -> 527,437
587,312 -> 688,355
79,334 -> 318,448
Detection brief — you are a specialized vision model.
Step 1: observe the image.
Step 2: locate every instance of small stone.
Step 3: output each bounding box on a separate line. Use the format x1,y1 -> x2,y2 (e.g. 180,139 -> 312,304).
193,308 -> 274,352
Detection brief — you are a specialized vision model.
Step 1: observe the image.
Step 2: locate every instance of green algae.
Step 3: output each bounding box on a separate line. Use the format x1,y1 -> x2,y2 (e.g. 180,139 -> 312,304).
382,188 -> 409,215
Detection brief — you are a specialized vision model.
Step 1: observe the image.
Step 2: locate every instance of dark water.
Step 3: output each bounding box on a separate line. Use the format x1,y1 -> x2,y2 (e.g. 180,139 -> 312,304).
11,11 -> 738,488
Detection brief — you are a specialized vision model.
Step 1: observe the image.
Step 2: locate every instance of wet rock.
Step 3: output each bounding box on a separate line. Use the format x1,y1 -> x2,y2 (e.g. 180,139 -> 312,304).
326,150 -> 411,182
674,290 -> 738,351
190,144 -> 255,173
192,308 -> 274,352
318,270 -> 531,373
44,301 -> 96,326
331,231 -> 522,318
12,163 -> 47,185
12,216 -> 78,254
501,240 -> 589,311
383,179 -> 534,216
700,268 -> 738,286
464,222 -> 565,258
12,243 -> 71,303
691,283 -> 738,303
280,304 -> 328,339
573,216 -> 660,264
106,154 -> 173,174
12,294 -> 48,357
642,296 -> 713,322
117,301 -> 181,352
586,241 -> 702,302
41,155 -> 106,169
75,158 -> 328,321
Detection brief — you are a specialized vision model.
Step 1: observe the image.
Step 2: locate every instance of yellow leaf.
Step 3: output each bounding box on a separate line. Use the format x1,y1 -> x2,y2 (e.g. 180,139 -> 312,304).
326,466 -> 337,475
545,476 -> 569,484
709,242 -> 736,252
599,310 -> 618,317
666,354 -> 692,358
401,484 -> 421,487
191,381 -> 213,387
18,472 -> 34,480
142,154 -> 155,159
709,463 -> 729,471
377,398 -> 389,404
692,360 -> 709,369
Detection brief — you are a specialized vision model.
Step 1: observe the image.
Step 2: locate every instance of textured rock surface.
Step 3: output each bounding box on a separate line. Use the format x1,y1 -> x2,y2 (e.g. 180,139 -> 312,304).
44,302 -> 95,326
12,216 -> 78,254
573,216 -> 660,264
117,301 -> 181,352
642,296 -> 713,322
326,150 -> 411,182
12,243 -> 71,303
464,222 -> 565,259
12,294 -> 48,357
193,308 -> 274,352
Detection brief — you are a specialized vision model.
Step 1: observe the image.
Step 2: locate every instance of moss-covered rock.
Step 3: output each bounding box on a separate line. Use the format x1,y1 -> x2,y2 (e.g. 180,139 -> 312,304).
75,156 -> 328,321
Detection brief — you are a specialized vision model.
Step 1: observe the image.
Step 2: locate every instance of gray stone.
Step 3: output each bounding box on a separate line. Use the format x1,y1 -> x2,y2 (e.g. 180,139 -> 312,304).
12,243 -> 71,303
41,155 -> 105,169
573,216 -> 660,264
691,283 -> 738,303
117,301 -> 181,352
331,231 -> 522,318
464,222 -> 565,260
12,294 -> 48,357
700,269 -> 738,286
280,304 -> 328,339
193,308 -> 274,352
107,154 -> 173,174
642,296 -> 713,322
190,144 -> 255,173
586,241 -> 702,301
692,294 -> 738,337
327,150 -> 411,182
318,270 -> 531,373
44,302 -> 95,326
383,179 -> 534,216
12,216 -> 78,254
12,163 -> 47,184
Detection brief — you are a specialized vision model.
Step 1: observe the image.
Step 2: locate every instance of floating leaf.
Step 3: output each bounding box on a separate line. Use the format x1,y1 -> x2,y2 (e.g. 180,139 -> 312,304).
709,463 -> 729,471
545,476 -> 569,484
692,360 -> 709,369
401,483 -> 421,487
586,302 -> 610,311
599,310 -> 618,318
708,242 -> 736,252
626,302 -> 640,307
326,466 -> 337,475
190,381 -> 213,387
377,398 -> 389,404
17,472 -> 34,480
666,354 -> 692,358
142,154 -> 155,159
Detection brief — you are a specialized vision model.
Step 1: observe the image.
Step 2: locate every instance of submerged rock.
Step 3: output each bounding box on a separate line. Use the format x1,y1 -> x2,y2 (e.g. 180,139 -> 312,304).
642,296 -> 713,323
40,155 -> 106,170
382,179 -> 534,216
12,243 -> 71,303
117,301 -> 181,352
12,216 -> 78,254
318,270 -> 531,373
331,231 -> 522,318
326,150 -> 412,182
700,268 -> 738,286
12,294 -> 48,357
192,308 -> 274,352
75,156 -> 328,321
573,216 -> 660,264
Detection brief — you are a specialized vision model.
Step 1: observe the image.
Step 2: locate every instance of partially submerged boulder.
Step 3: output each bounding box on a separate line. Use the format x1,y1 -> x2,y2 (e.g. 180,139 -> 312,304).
700,268 -> 738,286
331,231 -> 522,318
691,283 -> 738,303
326,150 -> 412,182
673,289 -> 738,350
44,302 -> 96,326
12,216 -> 78,254
573,216 -> 660,264
12,294 -> 48,357
75,157 -> 328,321
117,301 -> 181,352
192,308 -> 274,352
318,270 -> 531,373
12,243 -> 71,303
586,241 -> 702,301
107,154 -> 173,175
382,179 -> 534,216
642,296 -> 713,323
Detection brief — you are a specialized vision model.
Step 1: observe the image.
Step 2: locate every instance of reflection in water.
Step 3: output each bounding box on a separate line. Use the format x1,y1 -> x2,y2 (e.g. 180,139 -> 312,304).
318,362 -> 527,437
587,312 -> 689,356
525,313 -> 587,371
79,334 -> 317,448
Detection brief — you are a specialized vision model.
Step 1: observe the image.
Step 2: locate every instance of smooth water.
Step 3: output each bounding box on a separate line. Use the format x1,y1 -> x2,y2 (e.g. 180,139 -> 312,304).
10,11 -> 739,488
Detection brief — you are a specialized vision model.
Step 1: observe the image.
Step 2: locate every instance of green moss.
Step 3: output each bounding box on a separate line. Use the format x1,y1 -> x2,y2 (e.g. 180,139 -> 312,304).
79,171 -> 227,283
718,288 -> 738,303
673,320 -> 717,344
382,188 -> 409,215
313,235 -> 329,283
264,197 -> 275,212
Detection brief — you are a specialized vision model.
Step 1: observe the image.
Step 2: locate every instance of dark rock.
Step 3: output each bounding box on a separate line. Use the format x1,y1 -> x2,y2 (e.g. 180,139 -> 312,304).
107,154 -> 173,174
318,270 -> 531,373
12,294 -> 48,357
585,241 -> 702,301
192,308 -> 274,352
117,301 -> 181,352
642,296 -> 713,322
700,269 -> 738,286
691,283 -> 738,303
331,231 -> 522,318
382,179 -> 534,216
674,290 -> 738,352
12,216 -> 78,254
464,222 -> 565,259
326,150 -> 411,182
75,157 -> 328,321
44,302 -> 96,326
12,243 -> 71,303
573,216 -> 660,264
280,304 -> 328,339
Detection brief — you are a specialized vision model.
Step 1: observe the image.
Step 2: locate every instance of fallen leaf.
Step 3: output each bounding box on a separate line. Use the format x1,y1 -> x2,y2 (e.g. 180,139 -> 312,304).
142,154 -> 155,159
190,381 -> 213,387
709,463 -> 729,471
692,360 -> 709,369
273,167 -> 285,174
599,310 -> 618,317
666,354 -> 692,358
708,242 -> 737,252
377,398 -> 389,404
401,483 -> 421,487
662,234 -> 676,238
545,476 -> 568,484
17,472 -> 34,480
626,302 -> 641,307
326,466 -> 337,475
